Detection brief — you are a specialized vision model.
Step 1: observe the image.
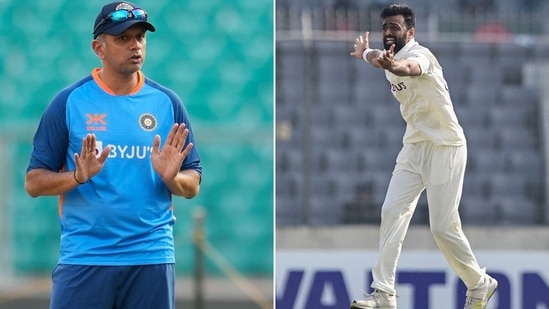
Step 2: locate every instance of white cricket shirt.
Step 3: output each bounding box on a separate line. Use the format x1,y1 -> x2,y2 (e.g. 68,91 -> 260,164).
384,38 -> 466,146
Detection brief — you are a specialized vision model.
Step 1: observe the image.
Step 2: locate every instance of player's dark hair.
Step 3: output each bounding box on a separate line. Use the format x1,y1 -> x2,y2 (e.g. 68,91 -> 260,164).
380,4 -> 416,29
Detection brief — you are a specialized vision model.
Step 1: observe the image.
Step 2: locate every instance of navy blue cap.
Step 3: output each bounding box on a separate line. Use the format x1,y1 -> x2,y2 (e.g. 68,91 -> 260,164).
93,2 -> 155,39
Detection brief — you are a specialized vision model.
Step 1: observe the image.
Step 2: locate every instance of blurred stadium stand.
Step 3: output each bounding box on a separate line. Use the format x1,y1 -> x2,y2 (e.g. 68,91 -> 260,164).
276,0 -> 549,227
0,0 -> 273,308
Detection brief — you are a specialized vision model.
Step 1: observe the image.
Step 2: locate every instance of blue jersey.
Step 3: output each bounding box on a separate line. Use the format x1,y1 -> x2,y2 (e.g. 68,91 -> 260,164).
27,69 -> 202,265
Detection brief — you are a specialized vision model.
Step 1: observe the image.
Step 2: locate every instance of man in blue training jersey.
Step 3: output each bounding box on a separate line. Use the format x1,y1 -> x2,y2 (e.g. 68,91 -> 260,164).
25,2 -> 202,308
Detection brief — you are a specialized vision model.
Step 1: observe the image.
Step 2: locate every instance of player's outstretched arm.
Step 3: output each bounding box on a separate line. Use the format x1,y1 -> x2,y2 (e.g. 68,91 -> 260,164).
376,44 -> 422,76
350,31 -> 383,68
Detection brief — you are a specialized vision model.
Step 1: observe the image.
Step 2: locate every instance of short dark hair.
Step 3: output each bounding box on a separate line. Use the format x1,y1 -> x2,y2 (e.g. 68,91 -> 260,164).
380,4 -> 416,29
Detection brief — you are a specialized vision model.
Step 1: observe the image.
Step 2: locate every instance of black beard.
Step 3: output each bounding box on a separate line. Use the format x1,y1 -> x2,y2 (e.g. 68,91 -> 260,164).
384,37 -> 407,53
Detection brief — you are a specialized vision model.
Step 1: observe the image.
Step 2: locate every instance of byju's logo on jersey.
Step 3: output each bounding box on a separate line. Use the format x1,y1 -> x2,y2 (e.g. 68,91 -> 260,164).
97,140 -> 153,160
139,113 -> 157,131
86,113 -> 107,131
390,81 -> 407,92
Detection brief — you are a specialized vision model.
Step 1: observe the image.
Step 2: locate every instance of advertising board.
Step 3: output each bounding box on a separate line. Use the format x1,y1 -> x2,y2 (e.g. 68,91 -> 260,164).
276,250 -> 549,309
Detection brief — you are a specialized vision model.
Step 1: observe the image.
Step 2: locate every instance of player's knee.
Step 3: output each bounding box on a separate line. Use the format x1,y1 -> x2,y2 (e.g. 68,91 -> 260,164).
380,201 -> 414,222
430,221 -> 461,240
380,204 -> 398,221
430,225 -> 446,240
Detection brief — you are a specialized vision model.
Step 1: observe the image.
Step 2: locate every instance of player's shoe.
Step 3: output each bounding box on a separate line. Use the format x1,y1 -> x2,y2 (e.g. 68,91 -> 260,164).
464,274 -> 498,309
350,289 -> 397,309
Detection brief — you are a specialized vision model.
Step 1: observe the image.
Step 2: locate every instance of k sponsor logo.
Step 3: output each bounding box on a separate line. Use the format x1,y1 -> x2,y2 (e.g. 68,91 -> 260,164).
86,113 -> 107,131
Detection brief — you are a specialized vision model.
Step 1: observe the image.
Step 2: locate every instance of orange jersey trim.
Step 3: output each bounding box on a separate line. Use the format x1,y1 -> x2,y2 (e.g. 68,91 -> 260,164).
91,68 -> 144,95
59,194 -> 64,218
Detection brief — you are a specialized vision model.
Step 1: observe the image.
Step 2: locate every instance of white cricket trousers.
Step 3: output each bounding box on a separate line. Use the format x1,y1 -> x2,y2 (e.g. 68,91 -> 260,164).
371,141 -> 485,295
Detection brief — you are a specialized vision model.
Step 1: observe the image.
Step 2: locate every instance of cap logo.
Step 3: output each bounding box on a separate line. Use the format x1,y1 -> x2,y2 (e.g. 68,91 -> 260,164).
116,3 -> 134,11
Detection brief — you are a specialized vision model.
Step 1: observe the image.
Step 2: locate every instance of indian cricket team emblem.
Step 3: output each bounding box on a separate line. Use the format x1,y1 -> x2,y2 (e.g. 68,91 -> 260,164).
139,113 -> 157,131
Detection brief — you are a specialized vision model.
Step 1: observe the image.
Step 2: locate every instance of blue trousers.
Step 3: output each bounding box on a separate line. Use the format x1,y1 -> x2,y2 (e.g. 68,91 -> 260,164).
50,264 -> 175,309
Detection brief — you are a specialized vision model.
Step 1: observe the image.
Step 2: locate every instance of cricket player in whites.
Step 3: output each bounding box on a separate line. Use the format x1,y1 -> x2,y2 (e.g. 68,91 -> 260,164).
349,4 -> 497,309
